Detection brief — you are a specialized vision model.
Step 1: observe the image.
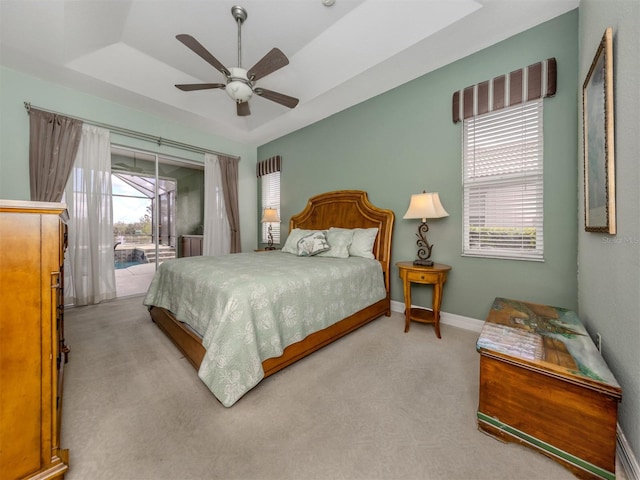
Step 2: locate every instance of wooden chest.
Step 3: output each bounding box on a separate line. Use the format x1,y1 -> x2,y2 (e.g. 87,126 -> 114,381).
476,297 -> 622,480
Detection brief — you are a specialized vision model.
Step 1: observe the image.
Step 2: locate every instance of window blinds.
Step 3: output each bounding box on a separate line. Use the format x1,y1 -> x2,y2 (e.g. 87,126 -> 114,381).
462,99 -> 544,260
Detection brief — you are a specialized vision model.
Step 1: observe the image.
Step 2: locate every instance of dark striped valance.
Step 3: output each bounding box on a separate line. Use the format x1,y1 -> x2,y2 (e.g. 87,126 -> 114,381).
452,58 -> 557,123
256,155 -> 281,177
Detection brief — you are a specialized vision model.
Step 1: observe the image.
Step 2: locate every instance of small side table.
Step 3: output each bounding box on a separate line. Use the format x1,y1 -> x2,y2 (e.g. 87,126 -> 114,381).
396,262 -> 452,338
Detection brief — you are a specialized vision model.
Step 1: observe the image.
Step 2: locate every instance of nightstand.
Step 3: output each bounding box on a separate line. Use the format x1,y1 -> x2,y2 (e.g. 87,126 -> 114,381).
396,262 -> 452,338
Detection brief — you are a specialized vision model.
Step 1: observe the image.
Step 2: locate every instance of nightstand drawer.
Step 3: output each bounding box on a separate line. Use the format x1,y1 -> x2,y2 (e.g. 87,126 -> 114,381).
405,270 -> 439,283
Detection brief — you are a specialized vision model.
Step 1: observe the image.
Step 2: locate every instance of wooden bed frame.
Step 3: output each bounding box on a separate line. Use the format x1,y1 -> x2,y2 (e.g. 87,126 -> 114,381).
149,190 -> 395,380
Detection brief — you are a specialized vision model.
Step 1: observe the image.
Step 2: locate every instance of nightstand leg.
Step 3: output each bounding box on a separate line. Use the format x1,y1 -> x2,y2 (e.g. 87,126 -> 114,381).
404,280 -> 411,332
433,283 -> 443,339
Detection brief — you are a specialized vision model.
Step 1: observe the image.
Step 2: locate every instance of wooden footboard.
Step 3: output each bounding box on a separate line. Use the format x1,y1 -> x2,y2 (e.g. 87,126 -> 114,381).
263,296 -> 390,376
149,305 -> 205,370
150,294 -> 390,377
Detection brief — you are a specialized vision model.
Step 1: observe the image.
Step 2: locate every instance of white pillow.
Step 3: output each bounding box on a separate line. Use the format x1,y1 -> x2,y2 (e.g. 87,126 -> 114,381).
282,229 -> 315,254
349,228 -> 378,259
296,231 -> 331,256
317,228 -> 353,258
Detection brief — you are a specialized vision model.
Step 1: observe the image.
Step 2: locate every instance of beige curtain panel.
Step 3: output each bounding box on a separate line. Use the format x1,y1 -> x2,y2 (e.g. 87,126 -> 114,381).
29,108 -> 83,202
218,155 -> 242,253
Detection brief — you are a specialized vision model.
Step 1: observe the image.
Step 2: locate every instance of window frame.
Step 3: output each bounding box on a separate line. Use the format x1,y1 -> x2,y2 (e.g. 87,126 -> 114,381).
462,99 -> 544,261
260,171 -> 280,244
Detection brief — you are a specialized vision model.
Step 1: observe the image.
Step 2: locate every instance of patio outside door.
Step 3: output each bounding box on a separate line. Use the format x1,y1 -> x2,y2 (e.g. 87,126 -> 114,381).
111,146 -> 204,297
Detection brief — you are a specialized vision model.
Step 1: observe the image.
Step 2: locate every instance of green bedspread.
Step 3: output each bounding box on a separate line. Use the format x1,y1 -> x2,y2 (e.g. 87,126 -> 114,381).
143,252 -> 386,406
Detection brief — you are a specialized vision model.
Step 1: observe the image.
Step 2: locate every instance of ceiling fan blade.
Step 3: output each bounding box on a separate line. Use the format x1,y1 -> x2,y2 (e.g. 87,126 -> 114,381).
247,48 -> 289,82
237,101 -> 251,117
176,34 -> 230,77
175,83 -> 226,91
254,88 -> 299,109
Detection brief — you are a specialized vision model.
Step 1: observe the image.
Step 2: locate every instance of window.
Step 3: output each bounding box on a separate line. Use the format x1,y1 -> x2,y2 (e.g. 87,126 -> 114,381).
261,171 -> 280,244
257,156 -> 282,245
462,99 -> 544,261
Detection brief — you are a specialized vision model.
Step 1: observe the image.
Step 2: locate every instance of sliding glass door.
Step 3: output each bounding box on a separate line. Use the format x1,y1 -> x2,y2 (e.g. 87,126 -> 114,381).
111,146 -> 204,297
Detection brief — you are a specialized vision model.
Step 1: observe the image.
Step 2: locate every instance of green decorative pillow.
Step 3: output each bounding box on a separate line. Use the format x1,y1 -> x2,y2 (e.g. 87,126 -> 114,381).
349,228 -> 378,259
317,228 -> 353,258
282,229 -> 315,254
297,231 -> 331,256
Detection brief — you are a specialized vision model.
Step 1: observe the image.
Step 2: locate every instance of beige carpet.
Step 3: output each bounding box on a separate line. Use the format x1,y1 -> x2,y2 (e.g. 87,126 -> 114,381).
61,296 -> 578,480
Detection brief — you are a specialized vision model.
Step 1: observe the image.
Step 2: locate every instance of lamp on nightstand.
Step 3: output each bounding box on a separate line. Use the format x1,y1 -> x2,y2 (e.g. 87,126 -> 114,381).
403,191 -> 449,266
261,208 -> 280,250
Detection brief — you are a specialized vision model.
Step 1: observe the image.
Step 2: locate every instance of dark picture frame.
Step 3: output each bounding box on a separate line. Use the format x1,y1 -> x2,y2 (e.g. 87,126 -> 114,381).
583,27 -> 616,233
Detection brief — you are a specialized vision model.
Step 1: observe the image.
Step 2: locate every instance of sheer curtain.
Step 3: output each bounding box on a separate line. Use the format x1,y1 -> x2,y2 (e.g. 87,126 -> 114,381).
203,153 -> 231,256
64,124 -> 116,305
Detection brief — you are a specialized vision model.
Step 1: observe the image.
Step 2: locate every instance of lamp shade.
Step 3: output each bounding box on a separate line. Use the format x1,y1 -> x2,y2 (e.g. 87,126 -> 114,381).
261,208 -> 280,223
403,192 -> 449,222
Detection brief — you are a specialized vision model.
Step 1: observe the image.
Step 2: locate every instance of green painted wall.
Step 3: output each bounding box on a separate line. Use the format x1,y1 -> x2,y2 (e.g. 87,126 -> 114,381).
259,11 -> 580,321
174,168 -> 205,238
578,0 -> 640,463
0,66 -> 258,252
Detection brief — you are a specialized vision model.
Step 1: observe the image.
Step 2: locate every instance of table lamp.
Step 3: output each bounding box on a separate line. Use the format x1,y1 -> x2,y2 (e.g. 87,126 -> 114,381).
261,207 -> 280,250
403,191 -> 448,266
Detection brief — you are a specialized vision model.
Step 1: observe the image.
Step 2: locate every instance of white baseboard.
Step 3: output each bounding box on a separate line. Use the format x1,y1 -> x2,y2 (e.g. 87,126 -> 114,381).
389,300 -> 639,480
390,300 -> 484,333
618,424 -> 640,480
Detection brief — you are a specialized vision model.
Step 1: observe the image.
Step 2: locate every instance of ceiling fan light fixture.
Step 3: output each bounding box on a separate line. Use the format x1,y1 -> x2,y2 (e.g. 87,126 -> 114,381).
225,67 -> 253,102
226,81 -> 253,102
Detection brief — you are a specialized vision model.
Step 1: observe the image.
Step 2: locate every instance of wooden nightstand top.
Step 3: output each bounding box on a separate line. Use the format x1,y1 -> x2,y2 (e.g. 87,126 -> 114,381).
395,261 -> 451,272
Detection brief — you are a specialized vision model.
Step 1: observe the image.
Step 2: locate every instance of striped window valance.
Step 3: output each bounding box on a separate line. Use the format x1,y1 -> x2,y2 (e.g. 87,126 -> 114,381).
452,58 -> 556,123
256,155 -> 281,177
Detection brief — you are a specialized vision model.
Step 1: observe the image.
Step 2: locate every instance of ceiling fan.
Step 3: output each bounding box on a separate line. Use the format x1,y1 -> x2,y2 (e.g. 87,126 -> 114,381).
175,5 -> 299,117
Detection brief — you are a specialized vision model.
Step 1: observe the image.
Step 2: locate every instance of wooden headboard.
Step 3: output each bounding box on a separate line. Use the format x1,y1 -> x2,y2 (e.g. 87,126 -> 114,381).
289,190 -> 395,293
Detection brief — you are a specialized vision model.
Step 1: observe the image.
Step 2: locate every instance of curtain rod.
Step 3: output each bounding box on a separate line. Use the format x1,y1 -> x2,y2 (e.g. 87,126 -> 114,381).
24,102 -> 240,160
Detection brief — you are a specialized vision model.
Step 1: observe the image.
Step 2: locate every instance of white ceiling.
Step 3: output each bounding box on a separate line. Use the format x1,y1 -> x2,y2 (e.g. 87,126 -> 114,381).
0,0 -> 579,146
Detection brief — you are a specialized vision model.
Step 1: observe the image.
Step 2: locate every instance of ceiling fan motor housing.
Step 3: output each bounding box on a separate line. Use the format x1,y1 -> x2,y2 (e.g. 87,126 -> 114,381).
225,67 -> 253,102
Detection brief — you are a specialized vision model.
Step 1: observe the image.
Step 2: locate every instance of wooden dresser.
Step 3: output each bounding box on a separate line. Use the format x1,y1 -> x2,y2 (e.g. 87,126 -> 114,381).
180,234 -> 203,257
0,200 -> 69,479
476,297 -> 622,480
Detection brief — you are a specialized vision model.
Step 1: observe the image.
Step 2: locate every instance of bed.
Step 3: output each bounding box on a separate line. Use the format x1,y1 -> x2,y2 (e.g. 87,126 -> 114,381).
144,190 -> 394,406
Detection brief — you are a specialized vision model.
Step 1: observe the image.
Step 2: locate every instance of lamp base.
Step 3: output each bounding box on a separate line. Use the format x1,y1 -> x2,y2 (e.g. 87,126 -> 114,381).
413,258 -> 434,267
264,246 -> 276,251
